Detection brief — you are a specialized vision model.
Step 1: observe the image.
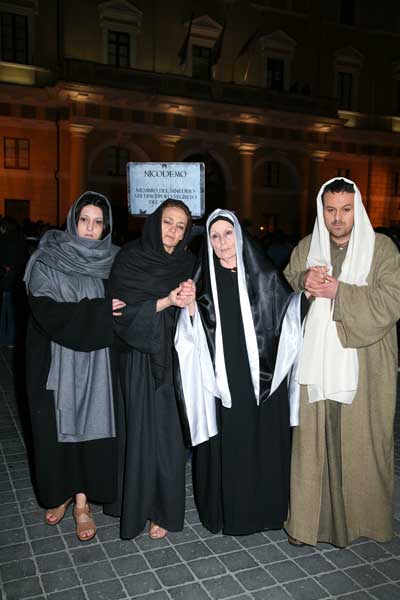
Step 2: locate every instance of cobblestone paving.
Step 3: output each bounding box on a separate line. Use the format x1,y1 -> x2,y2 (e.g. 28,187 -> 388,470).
0,347 -> 399,600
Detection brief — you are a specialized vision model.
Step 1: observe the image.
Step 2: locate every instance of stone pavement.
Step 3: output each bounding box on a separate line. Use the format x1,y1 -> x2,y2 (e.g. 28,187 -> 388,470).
0,346 -> 399,600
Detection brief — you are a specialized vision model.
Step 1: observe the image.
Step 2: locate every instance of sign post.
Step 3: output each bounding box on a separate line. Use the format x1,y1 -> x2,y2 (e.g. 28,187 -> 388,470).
127,162 -> 205,218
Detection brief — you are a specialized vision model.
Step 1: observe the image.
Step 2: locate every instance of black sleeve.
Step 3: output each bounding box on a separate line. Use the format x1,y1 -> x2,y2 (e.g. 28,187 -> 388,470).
112,299 -> 162,353
29,294 -> 114,352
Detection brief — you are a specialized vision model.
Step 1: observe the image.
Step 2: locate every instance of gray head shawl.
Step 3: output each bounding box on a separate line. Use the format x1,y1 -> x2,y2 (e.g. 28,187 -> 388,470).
24,191 -> 119,443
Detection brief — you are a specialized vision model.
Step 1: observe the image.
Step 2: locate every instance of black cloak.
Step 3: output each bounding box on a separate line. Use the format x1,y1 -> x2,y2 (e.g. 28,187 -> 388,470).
104,201 -> 195,539
24,191 -> 117,508
183,212 -> 293,535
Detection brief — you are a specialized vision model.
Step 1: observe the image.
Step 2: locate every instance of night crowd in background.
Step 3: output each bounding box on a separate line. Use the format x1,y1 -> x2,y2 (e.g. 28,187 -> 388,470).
0,177 -> 400,550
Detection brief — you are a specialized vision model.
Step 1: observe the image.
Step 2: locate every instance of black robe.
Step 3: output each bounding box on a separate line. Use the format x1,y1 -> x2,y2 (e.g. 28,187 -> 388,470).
190,229 -> 293,535
104,202 -> 194,539
26,293 -> 116,508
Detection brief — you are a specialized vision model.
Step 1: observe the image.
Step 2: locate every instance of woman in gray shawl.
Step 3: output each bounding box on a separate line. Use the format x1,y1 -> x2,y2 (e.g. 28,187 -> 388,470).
24,192 -> 124,541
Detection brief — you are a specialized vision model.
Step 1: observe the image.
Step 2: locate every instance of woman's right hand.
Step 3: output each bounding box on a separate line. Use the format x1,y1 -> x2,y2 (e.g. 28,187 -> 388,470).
178,279 -> 196,303
157,280 -> 196,312
170,279 -> 196,308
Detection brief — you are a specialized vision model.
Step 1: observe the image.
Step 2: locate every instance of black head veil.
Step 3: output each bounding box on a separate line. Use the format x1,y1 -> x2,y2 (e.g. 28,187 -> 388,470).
111,200 -> 194,305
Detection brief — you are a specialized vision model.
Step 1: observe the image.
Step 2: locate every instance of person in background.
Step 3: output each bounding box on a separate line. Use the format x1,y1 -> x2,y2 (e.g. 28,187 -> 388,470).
0,217 -> 28,348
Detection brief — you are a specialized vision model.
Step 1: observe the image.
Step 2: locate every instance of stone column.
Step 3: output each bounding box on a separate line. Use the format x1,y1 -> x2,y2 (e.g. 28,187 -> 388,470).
69,124 -> 93,203
307,151 -> 328,231
159,135 -> 181,162
237,143 -> 258,223
299,154 -> 310,237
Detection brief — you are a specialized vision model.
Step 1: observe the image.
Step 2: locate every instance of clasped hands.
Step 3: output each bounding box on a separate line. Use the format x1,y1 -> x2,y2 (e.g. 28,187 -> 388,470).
304,266 -> 339,299
168,279 -> 196,308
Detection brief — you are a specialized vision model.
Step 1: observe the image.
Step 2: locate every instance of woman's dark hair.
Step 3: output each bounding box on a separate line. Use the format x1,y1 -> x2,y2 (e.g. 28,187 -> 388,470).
75,193 -> 111,238
322,178 -> 355,202
162,199 -> 192,232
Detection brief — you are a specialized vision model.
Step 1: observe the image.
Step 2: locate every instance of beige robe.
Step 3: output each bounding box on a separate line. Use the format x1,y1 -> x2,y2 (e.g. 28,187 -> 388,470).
284,233 -> 400,545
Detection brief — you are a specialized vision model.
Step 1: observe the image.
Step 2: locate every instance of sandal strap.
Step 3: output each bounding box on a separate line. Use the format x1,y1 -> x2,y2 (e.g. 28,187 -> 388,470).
45,498 -> 72,524
74,505 -> 92,519
74,503 -> 96,541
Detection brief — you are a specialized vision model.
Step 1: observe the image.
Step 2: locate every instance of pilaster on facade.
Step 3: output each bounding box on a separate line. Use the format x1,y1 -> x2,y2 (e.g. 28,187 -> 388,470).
68,124 -> 93,205
235,143 -> 258,222
306,151 -> 329,230
299,153 -> 310,237
237,143 -> 258,158
311,150 -> 329,163
69,123 -> 94,139
158,135 -> 181,162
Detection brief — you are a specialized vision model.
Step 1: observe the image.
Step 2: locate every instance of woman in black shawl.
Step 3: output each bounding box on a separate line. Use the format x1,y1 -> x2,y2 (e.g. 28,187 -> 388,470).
104,199 -> 195,540
24,192 -> 123,541
176,208 -> 295,535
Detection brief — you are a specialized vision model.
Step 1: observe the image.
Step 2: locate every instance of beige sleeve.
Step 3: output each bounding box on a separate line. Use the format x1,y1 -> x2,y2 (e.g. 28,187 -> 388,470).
283,237 -> 310,292
332,285 -> 342,321
335,237 -> 400,348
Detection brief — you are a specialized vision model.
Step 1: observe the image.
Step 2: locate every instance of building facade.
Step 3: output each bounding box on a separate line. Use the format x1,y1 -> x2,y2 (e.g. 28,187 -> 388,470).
1,0 -> 400,235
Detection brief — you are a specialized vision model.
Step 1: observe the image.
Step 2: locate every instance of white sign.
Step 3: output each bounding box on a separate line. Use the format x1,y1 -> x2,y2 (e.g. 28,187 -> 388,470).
127,162 -> 205,218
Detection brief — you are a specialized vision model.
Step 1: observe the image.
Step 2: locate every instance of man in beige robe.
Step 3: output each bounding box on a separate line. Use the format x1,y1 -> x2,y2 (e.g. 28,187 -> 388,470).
284,177 -> 400,547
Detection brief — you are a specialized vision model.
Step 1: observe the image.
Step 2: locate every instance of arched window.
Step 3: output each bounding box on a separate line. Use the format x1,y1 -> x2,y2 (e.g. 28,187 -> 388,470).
260,30 -> 296,92
98,0 -> 142,68
179,15 -> 222,80
334,47 -> 363,112
0,0 -> 36,65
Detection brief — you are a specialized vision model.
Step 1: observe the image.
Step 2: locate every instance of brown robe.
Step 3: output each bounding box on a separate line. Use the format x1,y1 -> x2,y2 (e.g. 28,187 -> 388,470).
284,233 -> 400,546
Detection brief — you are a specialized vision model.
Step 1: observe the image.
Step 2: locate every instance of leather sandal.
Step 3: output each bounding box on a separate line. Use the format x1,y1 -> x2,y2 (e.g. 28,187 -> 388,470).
73,503 -> 97,542
149,521 -> 168,539
45,498 -> 72,525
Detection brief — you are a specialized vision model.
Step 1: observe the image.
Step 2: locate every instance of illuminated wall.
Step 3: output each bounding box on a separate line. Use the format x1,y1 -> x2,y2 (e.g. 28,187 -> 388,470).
0,0 -> 399,233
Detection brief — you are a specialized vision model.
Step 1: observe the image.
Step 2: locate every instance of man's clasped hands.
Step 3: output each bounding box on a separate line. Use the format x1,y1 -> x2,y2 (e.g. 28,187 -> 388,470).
304,266 -> 339,300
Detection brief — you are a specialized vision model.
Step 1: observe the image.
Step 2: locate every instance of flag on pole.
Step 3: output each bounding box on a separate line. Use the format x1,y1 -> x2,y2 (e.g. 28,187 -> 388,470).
210,20 -> 226,66
236,28 -> 262,60
178,14 -> 194,67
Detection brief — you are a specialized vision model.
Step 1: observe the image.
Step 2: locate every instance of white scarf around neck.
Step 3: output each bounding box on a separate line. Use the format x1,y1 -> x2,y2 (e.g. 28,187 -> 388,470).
206,209 -> 260,407
298,177 -> 375,404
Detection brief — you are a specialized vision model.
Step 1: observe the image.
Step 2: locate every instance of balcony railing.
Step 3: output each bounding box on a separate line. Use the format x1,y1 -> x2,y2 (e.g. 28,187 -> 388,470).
61,58 -> 338,118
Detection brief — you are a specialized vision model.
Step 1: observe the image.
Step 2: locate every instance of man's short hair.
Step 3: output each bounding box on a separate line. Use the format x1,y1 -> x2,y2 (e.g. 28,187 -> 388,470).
322,178 -> 355,202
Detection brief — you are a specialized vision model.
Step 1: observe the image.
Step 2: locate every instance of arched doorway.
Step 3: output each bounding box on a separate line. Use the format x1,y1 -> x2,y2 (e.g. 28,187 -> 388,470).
88,145 -> 130,241
183,152 -> 226,217
89,143 -> 152,242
